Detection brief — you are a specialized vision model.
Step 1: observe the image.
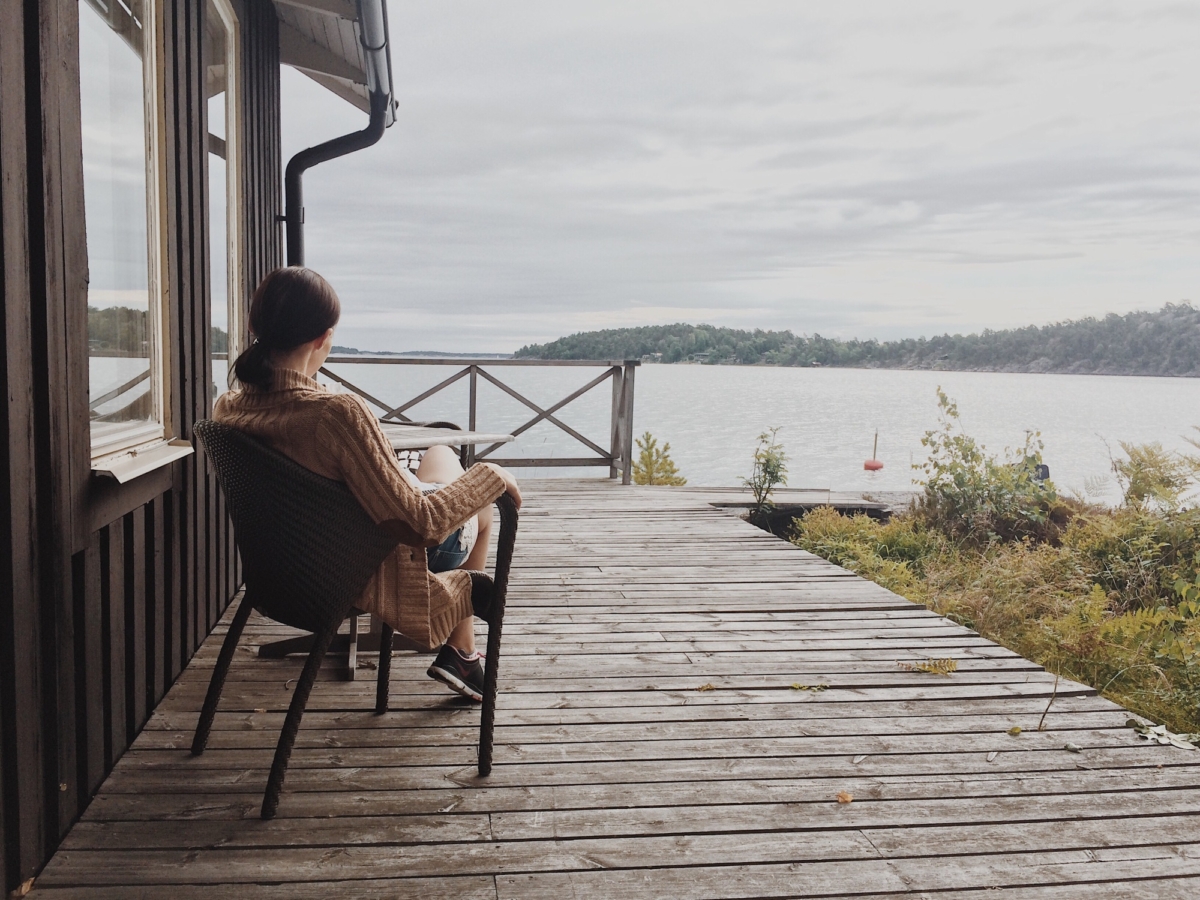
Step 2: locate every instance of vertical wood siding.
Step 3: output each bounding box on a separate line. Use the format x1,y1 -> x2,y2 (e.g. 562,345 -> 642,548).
0,0 -> 280,890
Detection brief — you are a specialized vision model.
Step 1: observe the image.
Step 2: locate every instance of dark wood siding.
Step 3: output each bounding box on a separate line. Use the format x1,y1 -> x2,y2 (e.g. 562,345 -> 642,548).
242,0 -> 283,333
0,0 -> 280,891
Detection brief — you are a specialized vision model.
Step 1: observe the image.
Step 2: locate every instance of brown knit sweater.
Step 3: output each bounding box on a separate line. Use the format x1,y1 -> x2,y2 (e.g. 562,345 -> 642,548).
213,367 -> 506,649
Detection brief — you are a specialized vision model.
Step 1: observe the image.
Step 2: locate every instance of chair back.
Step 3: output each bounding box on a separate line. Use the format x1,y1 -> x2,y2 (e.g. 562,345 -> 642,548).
194,419 -> 400,634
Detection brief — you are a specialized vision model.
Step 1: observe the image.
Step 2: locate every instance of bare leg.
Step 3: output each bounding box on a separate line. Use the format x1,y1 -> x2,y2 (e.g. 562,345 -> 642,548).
445,617 -> 476,655
465,502 -> 493,572
416,446 -> 485,655
415,444 -> 465,484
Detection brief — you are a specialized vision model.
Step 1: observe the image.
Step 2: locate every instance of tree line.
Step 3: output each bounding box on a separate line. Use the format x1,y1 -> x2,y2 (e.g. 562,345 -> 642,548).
88,305 -> 227,355
514,303 -> 1200,376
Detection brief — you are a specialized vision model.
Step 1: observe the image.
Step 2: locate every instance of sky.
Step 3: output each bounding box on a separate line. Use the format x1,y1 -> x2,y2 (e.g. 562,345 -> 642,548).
281,1 -> 1200,353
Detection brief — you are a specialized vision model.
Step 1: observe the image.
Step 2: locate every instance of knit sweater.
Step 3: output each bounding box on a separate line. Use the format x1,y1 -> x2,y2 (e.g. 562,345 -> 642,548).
213,367 -> 506,649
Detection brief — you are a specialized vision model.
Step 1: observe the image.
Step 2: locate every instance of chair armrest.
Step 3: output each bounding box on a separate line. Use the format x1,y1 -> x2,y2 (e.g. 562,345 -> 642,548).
489,493 -> 519,619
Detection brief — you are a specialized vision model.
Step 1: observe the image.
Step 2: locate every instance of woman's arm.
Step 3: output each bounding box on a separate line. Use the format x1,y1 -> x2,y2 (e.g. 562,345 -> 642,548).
318,394 -> 506,543
479,462 -> 522,509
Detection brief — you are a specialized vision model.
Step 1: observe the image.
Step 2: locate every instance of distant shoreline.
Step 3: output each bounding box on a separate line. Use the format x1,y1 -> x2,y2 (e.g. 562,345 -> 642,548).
330,347 -> 512,359
640,360 -> 1200,379
513,305 -> 1200,377
322,351 -> 1200,379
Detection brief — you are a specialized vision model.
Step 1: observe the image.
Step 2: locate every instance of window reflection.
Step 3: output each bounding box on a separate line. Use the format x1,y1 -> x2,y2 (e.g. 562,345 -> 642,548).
80,0 -> 159,450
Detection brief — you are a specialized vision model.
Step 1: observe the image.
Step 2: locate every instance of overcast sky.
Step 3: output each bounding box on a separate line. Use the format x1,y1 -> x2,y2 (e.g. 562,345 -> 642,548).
281,1 -> 1200,353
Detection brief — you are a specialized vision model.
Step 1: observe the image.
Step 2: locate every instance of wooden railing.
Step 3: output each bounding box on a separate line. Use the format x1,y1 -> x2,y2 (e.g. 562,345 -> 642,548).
89,367 -> 150,417
316,357 -> 640,483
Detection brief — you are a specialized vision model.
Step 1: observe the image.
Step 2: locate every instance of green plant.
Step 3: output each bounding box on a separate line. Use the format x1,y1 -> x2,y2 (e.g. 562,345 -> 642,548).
743,427 -> 787,518
914,389 -> 1064,545
1065,506 -> 1200,611
632,432 -> 687,486
898,658 -> 958,675
793,506 -> 934,602
794,503 -> 1200,733
789,406 -> 1200,733
1111,440 -> 1200,511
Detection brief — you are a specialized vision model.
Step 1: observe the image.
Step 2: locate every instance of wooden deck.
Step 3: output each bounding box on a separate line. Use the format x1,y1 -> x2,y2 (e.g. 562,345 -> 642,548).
29,481 -> 1200,898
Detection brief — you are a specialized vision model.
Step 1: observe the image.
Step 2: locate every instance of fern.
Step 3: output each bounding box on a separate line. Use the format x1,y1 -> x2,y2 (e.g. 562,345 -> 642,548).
898,658 -> 958,676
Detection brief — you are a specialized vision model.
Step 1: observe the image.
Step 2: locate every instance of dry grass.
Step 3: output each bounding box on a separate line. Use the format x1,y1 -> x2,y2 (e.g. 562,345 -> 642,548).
794,506 -> 1200,733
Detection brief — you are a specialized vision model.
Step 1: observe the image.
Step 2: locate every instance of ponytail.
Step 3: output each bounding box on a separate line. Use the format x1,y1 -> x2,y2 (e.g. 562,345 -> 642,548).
230,267 -> 341,390
231,340 -> 274,390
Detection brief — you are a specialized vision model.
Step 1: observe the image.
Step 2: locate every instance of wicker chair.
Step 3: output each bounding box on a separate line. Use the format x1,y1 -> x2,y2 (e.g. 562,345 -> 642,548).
190,419 -> 518,819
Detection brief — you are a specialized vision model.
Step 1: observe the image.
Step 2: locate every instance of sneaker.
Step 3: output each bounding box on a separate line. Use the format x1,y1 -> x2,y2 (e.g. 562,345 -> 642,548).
427,645 -> 485,702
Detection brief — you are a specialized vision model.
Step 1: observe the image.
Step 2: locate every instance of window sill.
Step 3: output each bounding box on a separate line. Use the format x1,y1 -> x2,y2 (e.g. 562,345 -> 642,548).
92,439 -> 194,484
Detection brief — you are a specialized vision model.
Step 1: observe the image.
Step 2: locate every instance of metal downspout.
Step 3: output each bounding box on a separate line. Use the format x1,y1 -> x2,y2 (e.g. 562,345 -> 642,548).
283,0 -> 395,266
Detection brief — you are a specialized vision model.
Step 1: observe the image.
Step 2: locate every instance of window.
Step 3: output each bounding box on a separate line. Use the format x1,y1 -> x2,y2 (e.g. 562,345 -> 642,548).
207,0 -> 241,401
79,0 -> 166,460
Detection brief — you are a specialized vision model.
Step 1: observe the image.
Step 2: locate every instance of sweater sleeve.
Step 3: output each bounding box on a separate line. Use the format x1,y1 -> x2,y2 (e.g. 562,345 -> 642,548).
317,394 -> 506,543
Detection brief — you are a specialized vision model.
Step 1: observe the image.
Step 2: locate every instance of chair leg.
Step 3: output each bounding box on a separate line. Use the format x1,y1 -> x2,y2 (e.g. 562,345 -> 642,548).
191,590 -> 254,756
261,623 -> 337,820
346,613 -> 359,682
477,605 -> 505,776
375,624 -> 394,714
479,493 -> 518,776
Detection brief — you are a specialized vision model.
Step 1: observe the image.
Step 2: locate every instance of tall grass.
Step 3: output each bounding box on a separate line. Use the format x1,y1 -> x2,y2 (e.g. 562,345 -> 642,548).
792,391 -> 1200,734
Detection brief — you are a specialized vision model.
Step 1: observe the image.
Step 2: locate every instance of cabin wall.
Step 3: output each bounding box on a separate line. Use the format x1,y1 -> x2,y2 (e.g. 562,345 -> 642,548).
0,0 -> 281,891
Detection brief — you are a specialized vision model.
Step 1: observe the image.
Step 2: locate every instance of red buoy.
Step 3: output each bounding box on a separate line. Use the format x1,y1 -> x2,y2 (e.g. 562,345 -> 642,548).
863,431 -> 883,471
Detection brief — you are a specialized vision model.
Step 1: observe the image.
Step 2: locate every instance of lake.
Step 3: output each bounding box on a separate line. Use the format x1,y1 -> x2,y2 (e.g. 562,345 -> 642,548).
212,360 -> 1200,504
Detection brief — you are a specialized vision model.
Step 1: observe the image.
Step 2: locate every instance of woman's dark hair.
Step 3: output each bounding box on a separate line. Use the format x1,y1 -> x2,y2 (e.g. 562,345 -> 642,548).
232,267 -> 341,389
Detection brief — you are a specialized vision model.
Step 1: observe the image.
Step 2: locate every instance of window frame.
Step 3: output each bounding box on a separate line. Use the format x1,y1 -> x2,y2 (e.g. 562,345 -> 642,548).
83,0 -> 172,466
208,0 -> 244,388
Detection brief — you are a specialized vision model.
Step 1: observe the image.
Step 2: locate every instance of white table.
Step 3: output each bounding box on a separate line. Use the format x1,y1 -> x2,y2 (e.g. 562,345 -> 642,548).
379,424 -> 514,451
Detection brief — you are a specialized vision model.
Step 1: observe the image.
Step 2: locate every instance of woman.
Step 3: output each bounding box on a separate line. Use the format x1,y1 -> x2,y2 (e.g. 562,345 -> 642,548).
214,267 -> 522,701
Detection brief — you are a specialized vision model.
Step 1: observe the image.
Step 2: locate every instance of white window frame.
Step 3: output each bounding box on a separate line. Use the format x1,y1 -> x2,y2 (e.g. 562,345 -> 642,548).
209,0 -> 244,373
86,0 -> 172,465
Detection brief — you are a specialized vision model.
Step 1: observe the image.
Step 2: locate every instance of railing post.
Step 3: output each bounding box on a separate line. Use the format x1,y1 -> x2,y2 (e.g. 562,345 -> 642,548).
621,361 -> 636,485
467,366 -> 478,466
608,366 -> 623,479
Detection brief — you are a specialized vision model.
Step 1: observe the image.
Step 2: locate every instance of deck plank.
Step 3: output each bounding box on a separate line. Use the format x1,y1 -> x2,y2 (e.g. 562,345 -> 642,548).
29,480 -> 1200,897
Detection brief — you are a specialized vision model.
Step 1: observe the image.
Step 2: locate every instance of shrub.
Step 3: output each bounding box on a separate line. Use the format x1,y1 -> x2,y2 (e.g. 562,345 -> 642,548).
632,432 -> 687,485
743,427 -> 787,518
914,389 -> 1067,545
1063,506 -> 1200,611
794,504 -> 1200,732
787,393 -> 1200,733
1111,440 -> 1200,510
793,507 -> 934,602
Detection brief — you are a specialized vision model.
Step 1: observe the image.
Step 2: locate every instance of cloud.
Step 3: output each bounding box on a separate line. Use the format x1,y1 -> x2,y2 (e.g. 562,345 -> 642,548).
281,0 -> 1200,352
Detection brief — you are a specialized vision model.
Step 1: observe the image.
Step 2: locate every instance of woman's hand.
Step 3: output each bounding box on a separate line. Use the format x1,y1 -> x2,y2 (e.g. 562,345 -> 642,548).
482,462 -> 522,509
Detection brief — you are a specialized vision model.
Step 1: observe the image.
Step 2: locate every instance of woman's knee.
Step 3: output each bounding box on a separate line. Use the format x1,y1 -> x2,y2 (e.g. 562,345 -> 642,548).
416,444 -> 464,483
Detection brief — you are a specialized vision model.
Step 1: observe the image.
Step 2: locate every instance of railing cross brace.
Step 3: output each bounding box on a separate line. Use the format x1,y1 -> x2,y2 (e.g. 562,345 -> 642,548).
315,358 -> 638,481
474,367 -> 614,460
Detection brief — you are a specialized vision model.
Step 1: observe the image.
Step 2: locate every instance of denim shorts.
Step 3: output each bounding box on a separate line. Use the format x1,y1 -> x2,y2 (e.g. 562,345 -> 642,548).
416,480 -> 478,573
427,528 -> 470,574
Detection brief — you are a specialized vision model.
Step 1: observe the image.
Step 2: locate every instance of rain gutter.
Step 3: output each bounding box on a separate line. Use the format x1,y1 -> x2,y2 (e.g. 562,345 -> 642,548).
283,0 -> 396,266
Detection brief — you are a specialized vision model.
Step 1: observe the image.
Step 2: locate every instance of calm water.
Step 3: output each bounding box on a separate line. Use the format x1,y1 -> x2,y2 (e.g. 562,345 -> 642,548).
212,360 -> 1200,503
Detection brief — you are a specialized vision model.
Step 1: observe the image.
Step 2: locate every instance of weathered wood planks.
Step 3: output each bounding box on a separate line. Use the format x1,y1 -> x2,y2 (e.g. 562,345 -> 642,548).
25,480 -> 1200,897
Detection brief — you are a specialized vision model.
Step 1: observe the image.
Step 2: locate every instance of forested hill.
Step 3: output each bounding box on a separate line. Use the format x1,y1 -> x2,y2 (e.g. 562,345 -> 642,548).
514,303 -> 1200,376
